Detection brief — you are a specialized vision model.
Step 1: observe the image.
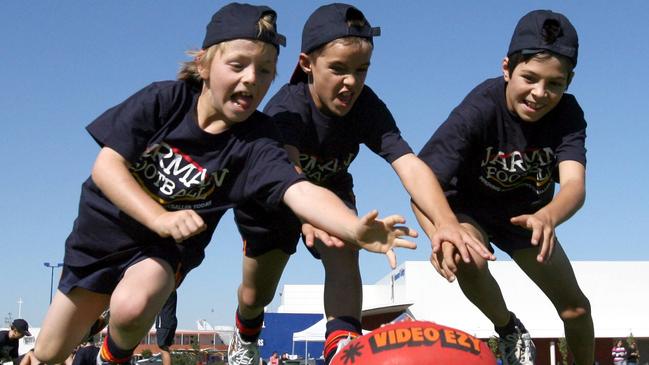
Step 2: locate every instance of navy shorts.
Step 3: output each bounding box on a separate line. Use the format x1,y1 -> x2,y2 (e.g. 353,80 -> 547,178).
156,290 -> 178,347
234,190 -> 357,259
234,203 -> 302,258
58,244 -> 181,295
447,194 -> 536,256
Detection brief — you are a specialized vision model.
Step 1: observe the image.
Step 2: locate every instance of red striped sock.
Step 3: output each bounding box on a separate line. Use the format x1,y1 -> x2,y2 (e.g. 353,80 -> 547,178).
99,333 -> 134,364
324,330 -> 360,364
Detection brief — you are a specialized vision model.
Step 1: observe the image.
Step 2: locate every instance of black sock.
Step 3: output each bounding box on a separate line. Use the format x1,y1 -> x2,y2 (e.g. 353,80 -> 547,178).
235,309 -> 264,343
325,316 -> 362,338
324,316 -> 362,364
495,312 -> 525,337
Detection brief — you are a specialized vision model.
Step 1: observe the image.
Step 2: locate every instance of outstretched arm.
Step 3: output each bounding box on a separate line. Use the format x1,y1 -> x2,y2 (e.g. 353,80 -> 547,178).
392,153 -> 494,262
92,147 -> 206,242
285,144 -> 346,249
282,181 -> 417,268
510,160 -> 585,263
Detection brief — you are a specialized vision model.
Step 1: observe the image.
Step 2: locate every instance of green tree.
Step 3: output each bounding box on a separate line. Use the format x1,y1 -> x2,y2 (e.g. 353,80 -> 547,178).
488,336 -> 501,359
628,332 -> 636,346
172,337 -> 202,365
558,337 -> 568,365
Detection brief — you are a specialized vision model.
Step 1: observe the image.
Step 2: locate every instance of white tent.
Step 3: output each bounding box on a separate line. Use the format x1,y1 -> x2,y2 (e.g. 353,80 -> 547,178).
291,315 -> 326,359
291,315 -> 327,359
292,315 -> 326,342
280,261 -> 649,339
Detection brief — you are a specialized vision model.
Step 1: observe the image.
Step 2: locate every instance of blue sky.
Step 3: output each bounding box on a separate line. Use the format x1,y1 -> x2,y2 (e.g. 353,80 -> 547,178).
1,0 -> 647,330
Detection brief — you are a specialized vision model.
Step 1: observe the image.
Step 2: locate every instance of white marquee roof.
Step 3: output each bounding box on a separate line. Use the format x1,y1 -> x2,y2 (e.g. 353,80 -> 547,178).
278,261 -> 649,339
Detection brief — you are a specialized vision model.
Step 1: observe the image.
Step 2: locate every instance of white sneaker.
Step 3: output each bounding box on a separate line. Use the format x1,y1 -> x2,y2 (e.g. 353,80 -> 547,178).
499,327 -> 536,365
228,328 -> 259,365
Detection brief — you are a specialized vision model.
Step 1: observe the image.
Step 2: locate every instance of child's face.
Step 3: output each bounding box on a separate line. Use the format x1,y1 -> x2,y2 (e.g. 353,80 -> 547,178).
200,39 -> 277,124
301,40 -> 372,117
503,55 -> 572,122
9,328 -> 25,340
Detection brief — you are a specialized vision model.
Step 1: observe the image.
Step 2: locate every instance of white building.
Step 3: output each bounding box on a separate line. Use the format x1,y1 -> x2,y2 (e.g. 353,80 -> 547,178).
277,260 -> 649,364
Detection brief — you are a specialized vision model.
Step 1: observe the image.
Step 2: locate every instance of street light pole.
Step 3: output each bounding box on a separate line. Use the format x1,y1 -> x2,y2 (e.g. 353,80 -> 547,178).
43,262 -> 63,304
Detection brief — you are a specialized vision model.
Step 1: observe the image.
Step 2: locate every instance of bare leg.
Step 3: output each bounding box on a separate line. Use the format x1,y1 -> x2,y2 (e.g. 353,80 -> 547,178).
451,218 -> 512,327
108,258 -> 175,350
512,244 -> 594,365
316,243 -> 362,321
35,289 -> 109,364
160,347 -> 171,365
238,249 -> 290,318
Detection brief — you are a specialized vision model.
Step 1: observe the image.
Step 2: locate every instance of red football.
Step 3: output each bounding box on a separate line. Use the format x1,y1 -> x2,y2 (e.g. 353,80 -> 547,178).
331,321 -> 497,365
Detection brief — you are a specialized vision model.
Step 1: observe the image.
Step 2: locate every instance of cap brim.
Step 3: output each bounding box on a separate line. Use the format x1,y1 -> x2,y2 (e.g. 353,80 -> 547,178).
289,62 -> 307,85
22,330 -> 31,336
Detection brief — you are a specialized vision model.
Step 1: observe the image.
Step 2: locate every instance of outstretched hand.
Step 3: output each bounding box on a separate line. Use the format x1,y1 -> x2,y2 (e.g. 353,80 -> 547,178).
430,241 -> 463,282
302,223 -> 346,248
354,210 -> 418,269
510,211 -> 556,263
429,222 -> 495,282
431,222 -> 495,263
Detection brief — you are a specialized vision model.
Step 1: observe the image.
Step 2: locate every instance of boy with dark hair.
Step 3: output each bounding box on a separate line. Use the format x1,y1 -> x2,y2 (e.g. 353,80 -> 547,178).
415,9 -> 594,365
230,4 -> 492,365
1,319 -> 31,365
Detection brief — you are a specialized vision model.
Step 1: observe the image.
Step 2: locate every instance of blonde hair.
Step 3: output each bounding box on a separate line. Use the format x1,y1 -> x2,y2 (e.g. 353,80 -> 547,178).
178,13 -> 279,81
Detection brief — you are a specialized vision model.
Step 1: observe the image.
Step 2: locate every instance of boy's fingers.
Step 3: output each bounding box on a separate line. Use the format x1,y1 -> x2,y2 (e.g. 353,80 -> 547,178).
537,228 -> 554,263
452,241 -> 472,263
530,224 -> 542,246
468,239 -> 495,260
380,214 -> 406,228
304,234 -> 315,248
393,238 -> 417,250
393,226 -> 418,238
359,210 -> 379,225
330,236 -> 346,248
385,249 -> 397,269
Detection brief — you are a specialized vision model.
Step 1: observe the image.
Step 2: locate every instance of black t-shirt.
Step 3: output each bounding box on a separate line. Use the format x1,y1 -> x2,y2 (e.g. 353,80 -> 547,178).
419,77 -> 586,216
0,330 -> 18,363
264,82 -> 412,194
72,345 -> 100,365
64,80 -> 304,269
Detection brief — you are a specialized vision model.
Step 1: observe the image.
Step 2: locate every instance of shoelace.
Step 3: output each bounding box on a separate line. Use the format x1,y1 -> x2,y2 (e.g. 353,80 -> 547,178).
500,333 -> 524,365
229,335 -> 258,365
501,333 -> 535,365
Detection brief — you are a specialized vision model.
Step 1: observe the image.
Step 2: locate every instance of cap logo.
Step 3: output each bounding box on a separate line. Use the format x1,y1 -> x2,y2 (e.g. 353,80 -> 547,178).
507,9 -> 579,66
541,19 -> 563,45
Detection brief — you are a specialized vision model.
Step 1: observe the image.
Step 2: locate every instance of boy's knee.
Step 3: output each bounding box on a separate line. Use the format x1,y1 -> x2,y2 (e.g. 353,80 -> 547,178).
110,295 -> 154,330
559,297 -> 591,322
238,285 -> 266,309
455,257 -> 489,280
34,343 -> 65,364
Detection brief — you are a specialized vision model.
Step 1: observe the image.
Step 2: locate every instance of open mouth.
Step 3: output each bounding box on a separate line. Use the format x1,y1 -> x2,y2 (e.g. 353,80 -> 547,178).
337,91 -> 353,105
231,91 -> 254,109
523,100 -> 545,112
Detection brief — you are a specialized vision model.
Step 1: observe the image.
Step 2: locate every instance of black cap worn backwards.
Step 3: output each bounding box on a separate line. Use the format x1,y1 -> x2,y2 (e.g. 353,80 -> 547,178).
508,9 -> 578,66
202,2 -> 286,51
12,319 -> 31,336
290,3 -> 380,84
